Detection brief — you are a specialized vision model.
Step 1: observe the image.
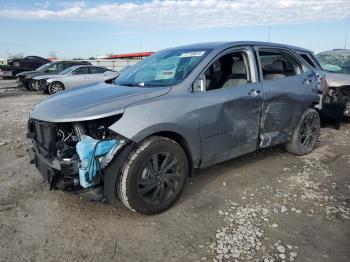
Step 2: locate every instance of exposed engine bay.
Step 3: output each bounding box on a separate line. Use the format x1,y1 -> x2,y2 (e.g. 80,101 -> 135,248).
27,115 -> 125,191
326,86 -> 350,116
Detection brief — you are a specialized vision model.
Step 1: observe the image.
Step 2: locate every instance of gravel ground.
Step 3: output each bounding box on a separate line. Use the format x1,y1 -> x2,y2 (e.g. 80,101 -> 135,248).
0,80 -> 349,262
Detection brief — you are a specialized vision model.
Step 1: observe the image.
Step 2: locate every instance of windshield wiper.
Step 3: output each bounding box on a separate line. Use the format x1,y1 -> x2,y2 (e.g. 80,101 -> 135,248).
117,82 -> 143,87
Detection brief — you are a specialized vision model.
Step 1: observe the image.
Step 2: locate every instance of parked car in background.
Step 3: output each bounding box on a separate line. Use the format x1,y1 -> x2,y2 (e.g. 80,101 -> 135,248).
7,56 -> 50,71
33,65 -> 119,94
317,49 -> 350,118
28,41 -> 322,214
0,56 -> 50,79
16,60 -> 91,90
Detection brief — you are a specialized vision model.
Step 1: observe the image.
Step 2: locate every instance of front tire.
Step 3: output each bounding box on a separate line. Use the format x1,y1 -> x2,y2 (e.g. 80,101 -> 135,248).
24,81 -> 31,90
118,136 -> 188,215
285,108 -> 320,155
47,81 -> 64,95
28,80 -> 37,91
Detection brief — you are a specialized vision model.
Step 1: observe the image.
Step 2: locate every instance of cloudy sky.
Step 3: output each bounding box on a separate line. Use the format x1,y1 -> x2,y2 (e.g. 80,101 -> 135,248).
0,0 -> 349,58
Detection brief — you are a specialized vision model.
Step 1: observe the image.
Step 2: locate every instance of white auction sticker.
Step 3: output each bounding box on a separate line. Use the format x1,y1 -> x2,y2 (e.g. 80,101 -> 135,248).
180,51 -> 205,58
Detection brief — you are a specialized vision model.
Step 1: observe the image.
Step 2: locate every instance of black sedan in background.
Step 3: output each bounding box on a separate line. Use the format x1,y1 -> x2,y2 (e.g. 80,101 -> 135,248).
7,56 -> 50,71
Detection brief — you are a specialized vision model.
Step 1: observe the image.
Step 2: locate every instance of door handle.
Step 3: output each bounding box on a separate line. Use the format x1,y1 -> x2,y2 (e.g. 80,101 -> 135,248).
248,89 -> 261,97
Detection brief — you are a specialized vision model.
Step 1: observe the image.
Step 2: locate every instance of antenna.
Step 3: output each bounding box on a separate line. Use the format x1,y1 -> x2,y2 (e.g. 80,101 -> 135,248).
267,26 -> 271,42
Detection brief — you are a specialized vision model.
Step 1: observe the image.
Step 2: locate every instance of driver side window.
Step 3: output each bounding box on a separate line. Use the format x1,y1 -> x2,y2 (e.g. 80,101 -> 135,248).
194,51 -> 251,92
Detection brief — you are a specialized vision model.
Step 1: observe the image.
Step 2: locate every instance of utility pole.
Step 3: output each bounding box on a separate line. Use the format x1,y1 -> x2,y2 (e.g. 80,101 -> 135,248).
344,34 -> 348,49
267,26 -> 271,42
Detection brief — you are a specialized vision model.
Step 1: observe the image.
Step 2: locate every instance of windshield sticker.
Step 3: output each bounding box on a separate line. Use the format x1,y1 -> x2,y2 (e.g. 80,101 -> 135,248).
180,51 -> 205,58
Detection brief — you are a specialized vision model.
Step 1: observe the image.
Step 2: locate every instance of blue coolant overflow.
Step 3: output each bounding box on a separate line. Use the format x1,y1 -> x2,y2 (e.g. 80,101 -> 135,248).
76,135 -> 119,188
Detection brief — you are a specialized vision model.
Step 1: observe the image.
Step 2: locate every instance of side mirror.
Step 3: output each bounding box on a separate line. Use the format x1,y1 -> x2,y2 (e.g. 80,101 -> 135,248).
192,75 -> 206,92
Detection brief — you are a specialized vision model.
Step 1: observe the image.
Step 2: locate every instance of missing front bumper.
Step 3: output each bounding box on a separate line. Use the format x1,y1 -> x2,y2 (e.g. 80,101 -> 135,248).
344,102 -> 350,117
28,146 -> 80,190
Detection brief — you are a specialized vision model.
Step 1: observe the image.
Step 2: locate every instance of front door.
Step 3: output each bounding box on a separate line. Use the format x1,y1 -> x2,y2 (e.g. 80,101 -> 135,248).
68,66 -> 91,88
195,49 -> 263,167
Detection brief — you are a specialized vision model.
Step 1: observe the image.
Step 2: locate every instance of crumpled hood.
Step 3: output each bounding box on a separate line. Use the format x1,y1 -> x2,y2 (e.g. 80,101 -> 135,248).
16,70 -> 37,78
30,82 -> 171,122
326,72 -> 350,88
33,74 -> 64,80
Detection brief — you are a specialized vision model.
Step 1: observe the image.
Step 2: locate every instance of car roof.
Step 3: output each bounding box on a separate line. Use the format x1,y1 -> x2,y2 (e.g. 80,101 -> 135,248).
68,65 -> 105,70
59,60 -> 90,64
26,55 -> 48,60
166,41 -> 312,53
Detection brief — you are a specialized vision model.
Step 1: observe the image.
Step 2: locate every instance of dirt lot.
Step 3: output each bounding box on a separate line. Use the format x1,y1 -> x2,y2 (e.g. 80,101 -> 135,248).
0,80 -> 349,262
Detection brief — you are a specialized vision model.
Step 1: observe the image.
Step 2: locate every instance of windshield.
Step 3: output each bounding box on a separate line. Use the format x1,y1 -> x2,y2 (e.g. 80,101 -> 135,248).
59,67 -> 75,75
316,50 -> 350,74
115,48 -> 211,87
36,62 -> 54,71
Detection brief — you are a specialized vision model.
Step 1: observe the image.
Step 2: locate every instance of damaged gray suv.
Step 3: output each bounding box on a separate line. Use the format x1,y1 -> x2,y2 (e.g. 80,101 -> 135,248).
28,42 -> 322,214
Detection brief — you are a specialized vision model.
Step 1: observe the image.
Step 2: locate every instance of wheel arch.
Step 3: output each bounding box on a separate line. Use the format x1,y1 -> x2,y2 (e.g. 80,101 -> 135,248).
103,130 -> 195,206
110,119 -> 201,169
146,131 -> 194,175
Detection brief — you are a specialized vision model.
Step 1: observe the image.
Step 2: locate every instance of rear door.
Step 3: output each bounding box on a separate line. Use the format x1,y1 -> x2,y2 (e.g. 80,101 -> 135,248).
297,51 -> 327,97
88,66 -> 108,83
256,47 -> 317,147
194,47 -> 263,167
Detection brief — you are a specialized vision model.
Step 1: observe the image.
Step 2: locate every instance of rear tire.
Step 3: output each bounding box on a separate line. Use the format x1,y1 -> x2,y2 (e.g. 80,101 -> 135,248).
285,108 -> 320,155
118,136 -> 188,215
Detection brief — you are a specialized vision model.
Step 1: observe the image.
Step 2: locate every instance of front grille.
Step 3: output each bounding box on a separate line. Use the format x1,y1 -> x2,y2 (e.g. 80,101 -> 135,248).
31,120 -> 57,157
61,162 -> 71,176
332,86 -> 350,104
36,79 -> 47,90
17,76 -> 24,86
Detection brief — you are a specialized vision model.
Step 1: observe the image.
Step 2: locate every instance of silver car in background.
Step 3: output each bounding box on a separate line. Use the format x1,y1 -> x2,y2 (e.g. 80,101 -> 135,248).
33,65 -> 119,94
317,49 -> 350,117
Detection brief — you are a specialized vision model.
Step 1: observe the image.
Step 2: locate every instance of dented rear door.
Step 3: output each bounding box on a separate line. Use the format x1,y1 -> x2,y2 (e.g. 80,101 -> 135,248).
256,47 -> 316,147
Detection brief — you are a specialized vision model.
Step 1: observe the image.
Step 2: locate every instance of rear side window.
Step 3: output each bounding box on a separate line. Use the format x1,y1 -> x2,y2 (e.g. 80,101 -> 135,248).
298,52 -> 321,69
90,67 -> 107,74
72,67 -> 89,75
63,64 -> 72,69
56,64 -> 64,71
47,63 -> 64,72
259,50 -> 301,81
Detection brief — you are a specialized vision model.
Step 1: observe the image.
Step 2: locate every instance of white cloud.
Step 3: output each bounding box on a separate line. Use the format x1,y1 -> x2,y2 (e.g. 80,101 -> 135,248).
1,0 -> 350,28
35,1 -> 51,9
